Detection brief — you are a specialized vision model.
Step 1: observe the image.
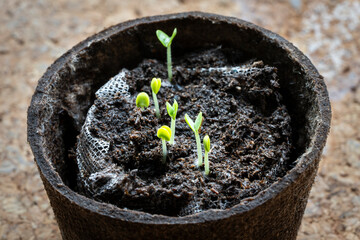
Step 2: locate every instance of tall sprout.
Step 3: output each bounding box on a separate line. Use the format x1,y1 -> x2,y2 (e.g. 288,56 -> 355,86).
156,28 -> 177,82
184,112 -> 203,167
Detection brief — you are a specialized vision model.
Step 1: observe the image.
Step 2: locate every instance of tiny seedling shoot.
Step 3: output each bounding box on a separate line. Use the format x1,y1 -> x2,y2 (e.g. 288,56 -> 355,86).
203,135 -> 211,175
151,78 -> 161,118
157,125 -> 172,163
184,112 -> 203,167
166,99 -> 178,145
136,92 -> 150,110
156,28 -> 177,82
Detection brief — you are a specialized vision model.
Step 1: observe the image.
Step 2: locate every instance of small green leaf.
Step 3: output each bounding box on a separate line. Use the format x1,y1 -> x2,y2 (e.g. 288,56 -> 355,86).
169,28 -> 177,44
184,114 -> 195,133
136,92 -> 150,109
156,28 -> 177,48
156,30 -> 169,47
203,135 -> 210,152
166,102 -> 173,116
157,125 -> 171,142
151,78 -> 161,94
174,99 -> 178,114
194,112 -> 203,132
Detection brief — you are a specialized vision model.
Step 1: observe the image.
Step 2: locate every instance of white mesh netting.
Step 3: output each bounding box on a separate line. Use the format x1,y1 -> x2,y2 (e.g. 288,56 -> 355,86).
201,61 -> 264,77
95,71 -> 130,99
76,69 -> 130,193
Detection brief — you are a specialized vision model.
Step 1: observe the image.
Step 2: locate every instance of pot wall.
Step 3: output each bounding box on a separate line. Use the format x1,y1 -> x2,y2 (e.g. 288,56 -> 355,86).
27,12 -> 331,240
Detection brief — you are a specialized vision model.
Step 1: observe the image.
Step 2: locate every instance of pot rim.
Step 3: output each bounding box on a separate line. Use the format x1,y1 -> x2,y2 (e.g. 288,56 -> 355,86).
27,11 -> 331,224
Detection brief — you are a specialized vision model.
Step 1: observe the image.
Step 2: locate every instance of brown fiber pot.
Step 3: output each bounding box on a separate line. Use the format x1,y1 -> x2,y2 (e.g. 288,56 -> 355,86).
27,12 -> 331,240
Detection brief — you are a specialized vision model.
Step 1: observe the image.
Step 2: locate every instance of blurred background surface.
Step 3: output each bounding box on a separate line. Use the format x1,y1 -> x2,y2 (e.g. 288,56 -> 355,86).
0,0 -> 359,239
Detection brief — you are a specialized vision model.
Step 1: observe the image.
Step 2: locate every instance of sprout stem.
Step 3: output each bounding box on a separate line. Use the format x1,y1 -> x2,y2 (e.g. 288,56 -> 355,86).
204,151 -> 209,175
167,46 -> 172,82
195,132 -> 202,167
162,139 -> 167,163
203,135 -> 210,175
170,118 -> 176,145
152,91 -> 160,118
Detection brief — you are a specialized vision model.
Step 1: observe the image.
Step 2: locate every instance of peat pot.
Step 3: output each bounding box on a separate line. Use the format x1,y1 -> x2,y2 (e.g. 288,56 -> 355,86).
27,12 -> 331,240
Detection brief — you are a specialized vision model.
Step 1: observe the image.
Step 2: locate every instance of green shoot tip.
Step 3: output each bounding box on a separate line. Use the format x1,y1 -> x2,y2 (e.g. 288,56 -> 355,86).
151,78 -> 161,94
136,92 -> 150,109
156,28 -> 177,48
157,125 -> 171,142
203,135 -> 210,152
185,112 -> 203,133
166,99 -> 178,120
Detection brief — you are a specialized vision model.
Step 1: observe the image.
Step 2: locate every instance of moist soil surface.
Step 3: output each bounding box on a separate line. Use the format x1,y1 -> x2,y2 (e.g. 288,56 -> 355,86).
83,47 -> 293,216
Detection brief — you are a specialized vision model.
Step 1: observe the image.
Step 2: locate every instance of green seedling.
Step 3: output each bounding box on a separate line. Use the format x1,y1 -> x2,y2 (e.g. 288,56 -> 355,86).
184,112 -> 203,167
156,28 -> 177,82
157,125 -> 172,163
203,135 -> 211,175
136,92 -> 150,110
151,78 -> 161,118
166,99 -> 178,145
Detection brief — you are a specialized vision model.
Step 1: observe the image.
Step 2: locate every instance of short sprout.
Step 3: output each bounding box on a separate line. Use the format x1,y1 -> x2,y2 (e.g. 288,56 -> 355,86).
156,28 -> 177,82
184,112 -> 203,167
166,99 -> 178,145
151,78 -> 162,118
203,135 -> 211,175
136,92 -> 150,110
157,125 -> 172,163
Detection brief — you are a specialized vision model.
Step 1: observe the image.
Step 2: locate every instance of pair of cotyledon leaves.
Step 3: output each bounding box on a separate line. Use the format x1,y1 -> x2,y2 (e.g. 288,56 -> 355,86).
156,28 -> 177,48
166,100 -> 178,120
184,112 -> 203,134
157,125 -> 171,142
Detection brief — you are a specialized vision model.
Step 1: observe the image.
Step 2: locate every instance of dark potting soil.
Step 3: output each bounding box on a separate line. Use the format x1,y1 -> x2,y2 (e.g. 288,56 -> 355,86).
81,47 -> 293,216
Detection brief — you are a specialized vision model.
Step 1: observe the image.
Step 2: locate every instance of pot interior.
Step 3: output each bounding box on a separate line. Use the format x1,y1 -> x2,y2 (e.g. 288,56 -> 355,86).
33,14 -> 321,202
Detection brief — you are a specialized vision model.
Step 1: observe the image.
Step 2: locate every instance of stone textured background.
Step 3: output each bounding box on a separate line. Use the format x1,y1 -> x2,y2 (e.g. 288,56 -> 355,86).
0,0 -> 359,239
